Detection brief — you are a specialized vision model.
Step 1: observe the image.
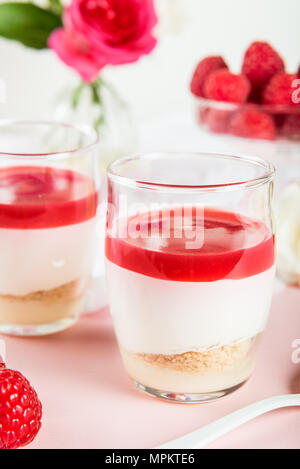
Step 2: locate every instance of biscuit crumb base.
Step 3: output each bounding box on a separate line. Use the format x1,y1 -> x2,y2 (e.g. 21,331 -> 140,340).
0,280 -> 84,325
120,336 -> 261,393
1,280 -> 82,303
133,340 -> 252,373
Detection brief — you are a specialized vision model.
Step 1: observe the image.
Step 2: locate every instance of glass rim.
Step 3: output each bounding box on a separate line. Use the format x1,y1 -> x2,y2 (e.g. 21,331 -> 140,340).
194,96 -> 300,115
107,151 -> 275,193
0,119 -> 99,159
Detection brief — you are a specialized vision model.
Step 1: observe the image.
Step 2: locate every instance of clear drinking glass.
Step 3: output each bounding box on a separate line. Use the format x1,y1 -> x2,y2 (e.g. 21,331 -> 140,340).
106,152 -> 275,403
0,120 -> 100,336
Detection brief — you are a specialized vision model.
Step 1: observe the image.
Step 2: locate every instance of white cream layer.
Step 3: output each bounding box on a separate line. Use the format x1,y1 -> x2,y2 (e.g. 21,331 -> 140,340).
106,260 -> 275,354
0,218 -> 97,296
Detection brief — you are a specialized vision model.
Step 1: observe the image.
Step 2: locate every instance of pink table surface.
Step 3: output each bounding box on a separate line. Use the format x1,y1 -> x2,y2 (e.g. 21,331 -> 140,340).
2,286 -> 300,449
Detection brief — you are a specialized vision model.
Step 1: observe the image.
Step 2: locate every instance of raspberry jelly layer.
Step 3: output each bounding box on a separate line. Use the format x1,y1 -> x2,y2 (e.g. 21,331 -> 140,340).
0,166 -> 98,229
106,207 -> 275,282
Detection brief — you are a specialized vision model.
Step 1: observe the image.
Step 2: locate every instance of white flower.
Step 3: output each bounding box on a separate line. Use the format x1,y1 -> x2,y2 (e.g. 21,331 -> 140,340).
276,182 -> 300,284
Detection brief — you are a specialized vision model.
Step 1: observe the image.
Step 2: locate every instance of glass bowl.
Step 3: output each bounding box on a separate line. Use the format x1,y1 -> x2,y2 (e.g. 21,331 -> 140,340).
194,97 -> 300,142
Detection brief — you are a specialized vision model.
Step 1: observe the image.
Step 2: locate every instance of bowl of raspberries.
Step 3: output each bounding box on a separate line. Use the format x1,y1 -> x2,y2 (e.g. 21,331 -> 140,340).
190,41 -> 300,141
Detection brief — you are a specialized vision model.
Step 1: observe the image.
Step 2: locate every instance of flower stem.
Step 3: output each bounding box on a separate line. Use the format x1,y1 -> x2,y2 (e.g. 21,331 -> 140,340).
71,81 -> 85,109
70,76 -> 126,132
90,81 -> 106,131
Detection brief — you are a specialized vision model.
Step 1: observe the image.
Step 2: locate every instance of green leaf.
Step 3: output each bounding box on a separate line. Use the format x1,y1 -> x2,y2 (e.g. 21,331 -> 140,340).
0,3 -> 62,49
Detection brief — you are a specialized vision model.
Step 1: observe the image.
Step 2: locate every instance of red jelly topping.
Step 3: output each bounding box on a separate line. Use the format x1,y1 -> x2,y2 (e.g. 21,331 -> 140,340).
105,207 -> 275,281
0,166 -> 98,229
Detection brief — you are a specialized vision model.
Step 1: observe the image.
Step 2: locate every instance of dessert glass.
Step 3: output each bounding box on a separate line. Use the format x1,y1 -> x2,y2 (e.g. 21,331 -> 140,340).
106,152 -> 276,403
0,120 -> 100,336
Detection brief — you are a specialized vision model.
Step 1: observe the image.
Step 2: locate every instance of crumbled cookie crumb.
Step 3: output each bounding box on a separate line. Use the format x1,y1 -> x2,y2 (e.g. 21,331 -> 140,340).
1,279 -> 83,303
134,340 -> 252,373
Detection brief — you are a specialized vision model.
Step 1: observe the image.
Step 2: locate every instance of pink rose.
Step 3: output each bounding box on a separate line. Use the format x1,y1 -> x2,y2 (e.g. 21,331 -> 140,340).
49,0 -> 158,83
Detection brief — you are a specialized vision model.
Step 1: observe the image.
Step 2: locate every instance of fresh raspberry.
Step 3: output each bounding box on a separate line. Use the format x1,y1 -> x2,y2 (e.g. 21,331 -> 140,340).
229,109 -> 276,140
242,42 -> 285,89
262,73 -> 299,106
207,109 -> 232,134
282,114 -> 300,140
204,69 -> 251,103
190,56 -> 228,97
0,366 -> 42,449
247,86 -> 262,104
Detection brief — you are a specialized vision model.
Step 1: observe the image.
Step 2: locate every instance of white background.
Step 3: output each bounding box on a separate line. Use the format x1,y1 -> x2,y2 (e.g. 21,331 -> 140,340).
0,0 -> 299,121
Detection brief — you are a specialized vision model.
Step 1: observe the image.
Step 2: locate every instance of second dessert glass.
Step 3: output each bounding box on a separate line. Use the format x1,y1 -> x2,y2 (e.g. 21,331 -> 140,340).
106,152 -> 276,403
0,120 -> 100,336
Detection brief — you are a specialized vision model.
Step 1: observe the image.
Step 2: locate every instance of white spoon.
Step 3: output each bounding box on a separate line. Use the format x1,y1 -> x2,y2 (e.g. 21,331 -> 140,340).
156,394 -> 300,449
